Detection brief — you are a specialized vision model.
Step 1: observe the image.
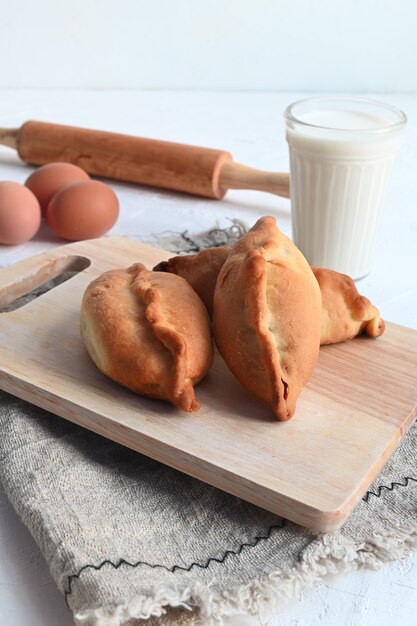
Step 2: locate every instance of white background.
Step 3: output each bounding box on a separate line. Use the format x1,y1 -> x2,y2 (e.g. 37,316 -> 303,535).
1,0 -> 417,91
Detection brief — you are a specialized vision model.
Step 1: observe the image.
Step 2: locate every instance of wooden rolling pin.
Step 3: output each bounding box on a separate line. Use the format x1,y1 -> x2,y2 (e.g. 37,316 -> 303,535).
0,121 -> 290,199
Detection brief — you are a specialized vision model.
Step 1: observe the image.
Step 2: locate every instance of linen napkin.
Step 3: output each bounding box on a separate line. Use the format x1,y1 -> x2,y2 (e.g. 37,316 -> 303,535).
0,223 -> 416,626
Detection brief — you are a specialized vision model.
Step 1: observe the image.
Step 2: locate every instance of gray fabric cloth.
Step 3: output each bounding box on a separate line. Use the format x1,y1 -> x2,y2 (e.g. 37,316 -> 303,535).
0,224 -> 416,626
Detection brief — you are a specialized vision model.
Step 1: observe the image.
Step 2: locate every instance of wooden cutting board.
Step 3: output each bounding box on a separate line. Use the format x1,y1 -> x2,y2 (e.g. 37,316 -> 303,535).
0,236 -> 416,532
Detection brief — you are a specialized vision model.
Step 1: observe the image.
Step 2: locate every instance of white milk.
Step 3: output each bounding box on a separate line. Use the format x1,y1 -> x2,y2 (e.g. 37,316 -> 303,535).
285,98 -> 406,279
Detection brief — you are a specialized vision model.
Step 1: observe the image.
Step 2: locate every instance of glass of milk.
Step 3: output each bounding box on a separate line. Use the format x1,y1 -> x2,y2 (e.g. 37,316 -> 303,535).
285,97 -> 407,279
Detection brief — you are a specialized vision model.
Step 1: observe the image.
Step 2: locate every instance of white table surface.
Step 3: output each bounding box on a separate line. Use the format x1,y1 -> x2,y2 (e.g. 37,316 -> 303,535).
0,90 -> 416,626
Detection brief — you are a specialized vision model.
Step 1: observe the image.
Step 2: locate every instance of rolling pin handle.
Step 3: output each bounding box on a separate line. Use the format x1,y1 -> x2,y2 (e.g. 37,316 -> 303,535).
218,161 -> 290,198
0,127 -> 19,150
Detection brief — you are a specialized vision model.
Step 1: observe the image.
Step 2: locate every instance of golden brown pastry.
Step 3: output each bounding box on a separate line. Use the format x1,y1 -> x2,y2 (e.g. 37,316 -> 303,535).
212,216 -> 322,421
312,267 -> 385,344
155,248 -> 385,345
80,263 -> 213,412
154,247 -> 229,318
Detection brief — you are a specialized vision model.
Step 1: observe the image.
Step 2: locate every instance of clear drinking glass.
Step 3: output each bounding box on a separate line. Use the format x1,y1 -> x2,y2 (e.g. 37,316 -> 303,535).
285,97 -> 407,279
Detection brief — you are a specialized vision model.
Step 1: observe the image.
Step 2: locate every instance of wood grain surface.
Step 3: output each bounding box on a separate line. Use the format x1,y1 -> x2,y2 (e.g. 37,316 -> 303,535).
17,121 -> 233,199
0,236 -> 416,532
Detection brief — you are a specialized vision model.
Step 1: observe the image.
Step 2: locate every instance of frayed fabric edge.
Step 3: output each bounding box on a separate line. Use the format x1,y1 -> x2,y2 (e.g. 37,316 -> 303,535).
73,523 -> 417,626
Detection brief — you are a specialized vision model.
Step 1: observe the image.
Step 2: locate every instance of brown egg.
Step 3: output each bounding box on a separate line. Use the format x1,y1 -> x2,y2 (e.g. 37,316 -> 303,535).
46,181 -> 119,241
0,182 -> 41,245
25,163 -> 90,216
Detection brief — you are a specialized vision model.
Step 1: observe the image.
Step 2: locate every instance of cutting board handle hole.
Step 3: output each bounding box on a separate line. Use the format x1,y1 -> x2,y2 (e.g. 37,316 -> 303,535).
0,255 -> 91,313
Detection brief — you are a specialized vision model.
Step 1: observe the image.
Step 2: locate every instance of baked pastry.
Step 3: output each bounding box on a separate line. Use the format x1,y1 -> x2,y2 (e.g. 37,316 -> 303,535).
81,263 -> 213,411
155,248 -> 385,345
312,267 -> 385,344
154,247 -> 229,317
212,216 -> 322,421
